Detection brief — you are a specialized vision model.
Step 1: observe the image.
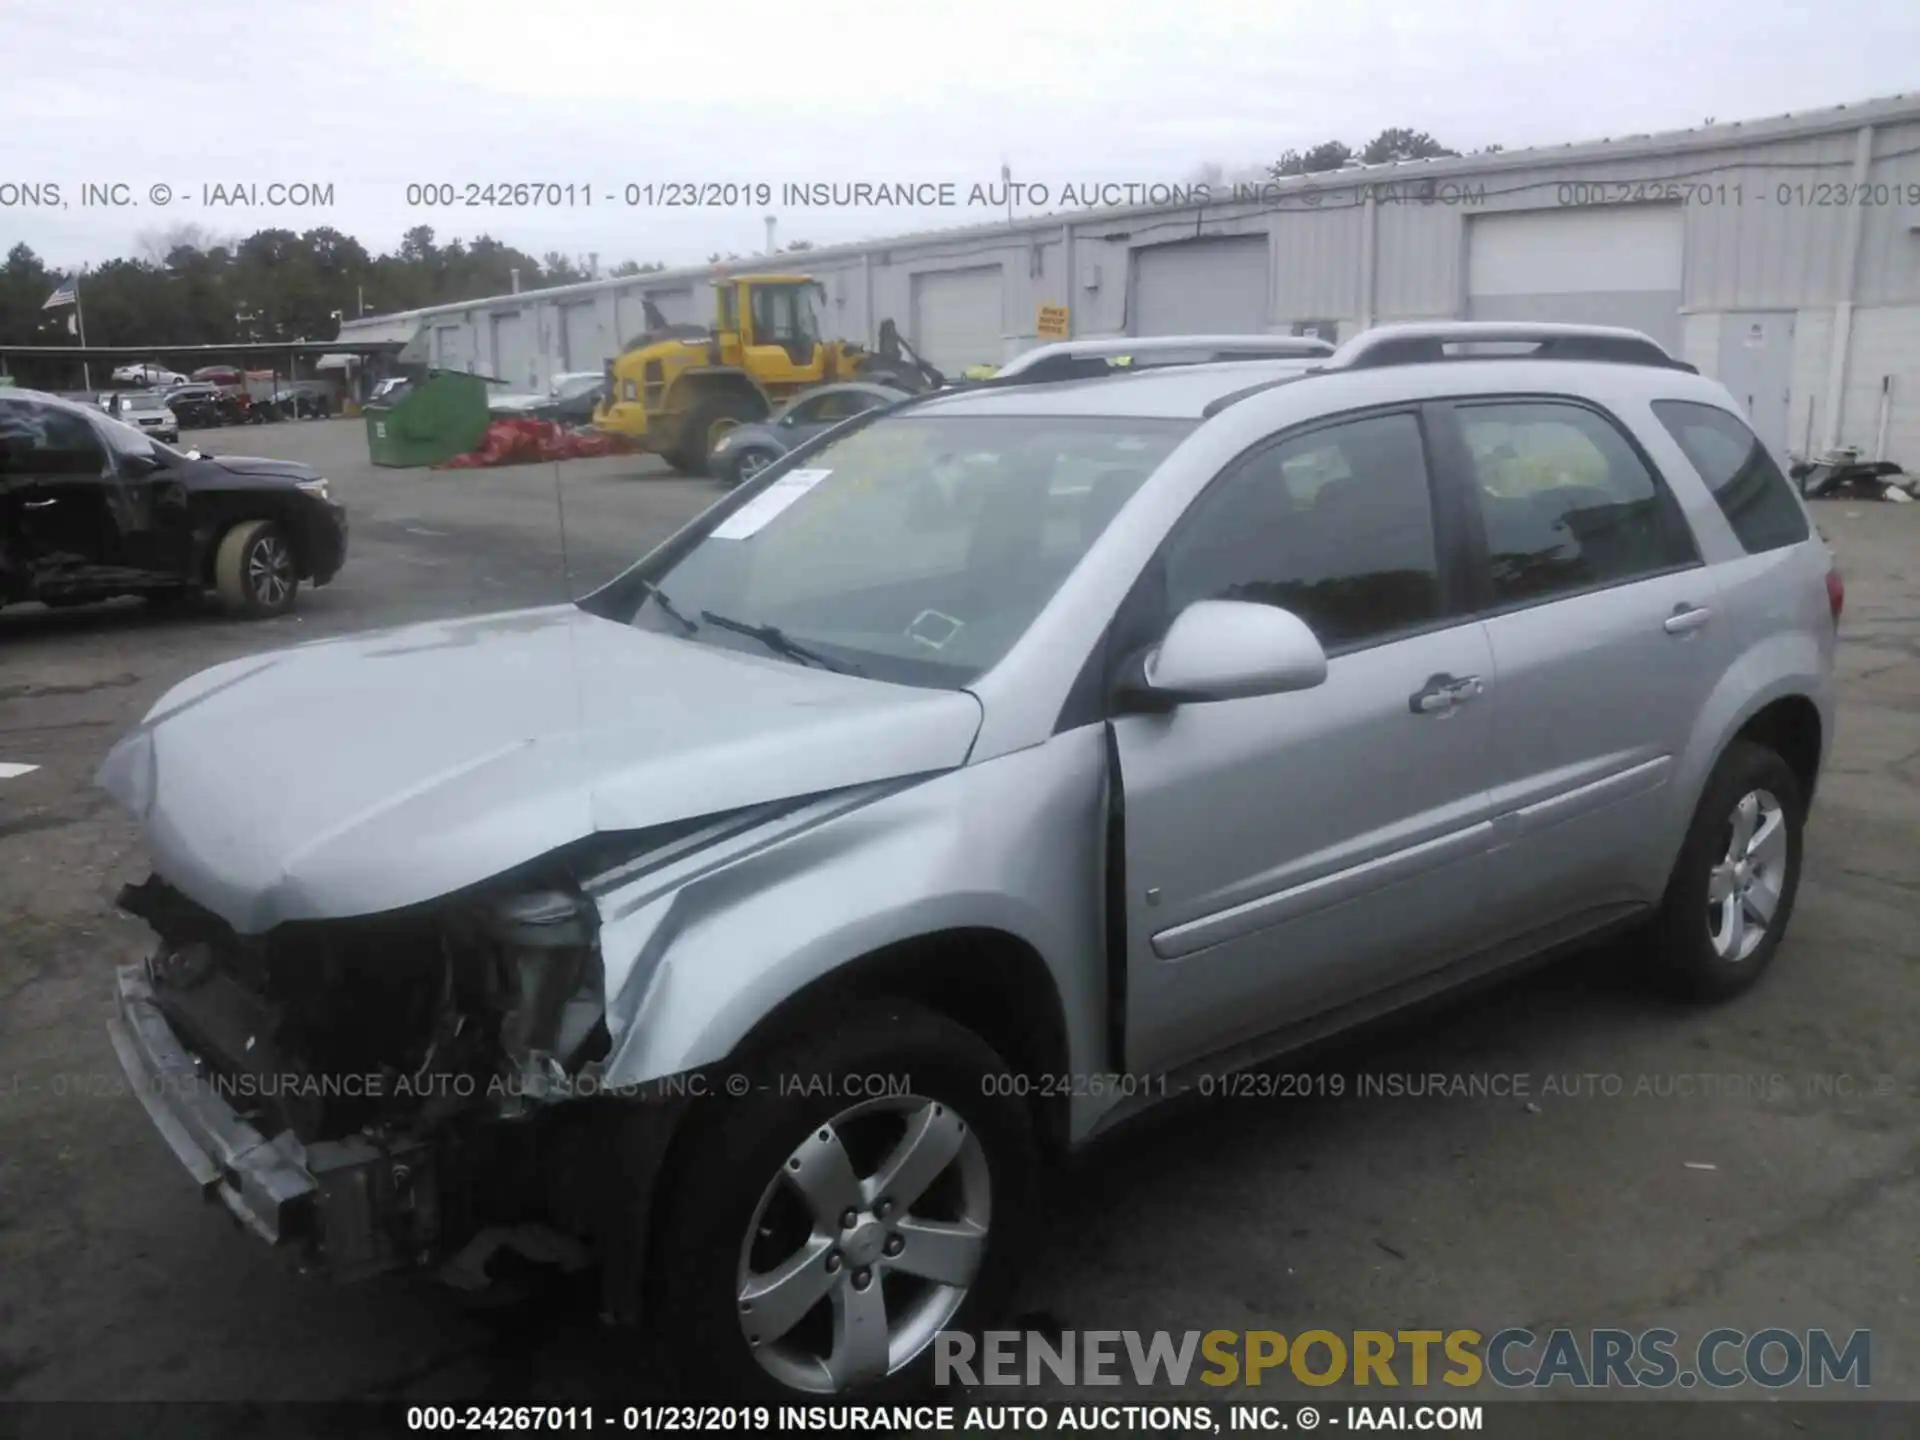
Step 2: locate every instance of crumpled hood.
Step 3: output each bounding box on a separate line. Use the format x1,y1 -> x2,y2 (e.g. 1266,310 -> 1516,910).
97,605 -> 982,933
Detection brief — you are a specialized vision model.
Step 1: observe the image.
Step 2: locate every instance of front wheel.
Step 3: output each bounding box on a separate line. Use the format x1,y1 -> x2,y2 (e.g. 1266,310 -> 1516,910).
1644,740 -> 1806,1001
678,394 -> 765,479
646,1000 -> 1038,1400
724,447 -> 782,488
214,519 -> 299,618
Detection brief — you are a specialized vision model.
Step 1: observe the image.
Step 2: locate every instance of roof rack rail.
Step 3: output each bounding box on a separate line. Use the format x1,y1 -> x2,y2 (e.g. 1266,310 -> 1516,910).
985,333 -> 1334,385
1328,321 -> 1696,372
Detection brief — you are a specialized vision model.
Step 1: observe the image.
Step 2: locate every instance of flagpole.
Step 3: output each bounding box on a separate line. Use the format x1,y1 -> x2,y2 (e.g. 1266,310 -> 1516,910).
75,269 -> 91,391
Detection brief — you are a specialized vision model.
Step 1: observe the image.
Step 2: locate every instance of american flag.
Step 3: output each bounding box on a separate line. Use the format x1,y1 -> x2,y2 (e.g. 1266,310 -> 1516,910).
42,275 -> 78,309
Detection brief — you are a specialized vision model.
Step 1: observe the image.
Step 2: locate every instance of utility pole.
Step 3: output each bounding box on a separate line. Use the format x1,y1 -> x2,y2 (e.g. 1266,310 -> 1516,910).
765,215 -> 777,255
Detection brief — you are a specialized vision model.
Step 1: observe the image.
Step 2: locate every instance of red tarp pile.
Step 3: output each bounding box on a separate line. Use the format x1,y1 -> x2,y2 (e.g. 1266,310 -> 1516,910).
437,418 -> 639,468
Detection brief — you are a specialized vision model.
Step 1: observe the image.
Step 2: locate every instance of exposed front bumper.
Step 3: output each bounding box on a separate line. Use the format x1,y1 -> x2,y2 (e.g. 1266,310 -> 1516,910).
304,499 -> 348,585
107,962 -> 435,1278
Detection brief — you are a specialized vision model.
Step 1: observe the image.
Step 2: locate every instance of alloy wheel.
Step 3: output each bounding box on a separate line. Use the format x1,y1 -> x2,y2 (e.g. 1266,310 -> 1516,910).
247,534 -> 294,609
1706,788 -> 1787,962
736,450 -> 774,483
736,1094 -> 990,1394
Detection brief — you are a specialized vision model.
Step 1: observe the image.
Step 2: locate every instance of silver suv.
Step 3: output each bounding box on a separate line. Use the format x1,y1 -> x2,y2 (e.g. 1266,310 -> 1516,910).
101,323 -> 1838,1399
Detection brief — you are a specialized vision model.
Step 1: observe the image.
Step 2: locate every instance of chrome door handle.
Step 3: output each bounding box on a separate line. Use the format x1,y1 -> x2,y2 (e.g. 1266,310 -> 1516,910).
22,498 -> 57,509
1664,604 -> 1712,635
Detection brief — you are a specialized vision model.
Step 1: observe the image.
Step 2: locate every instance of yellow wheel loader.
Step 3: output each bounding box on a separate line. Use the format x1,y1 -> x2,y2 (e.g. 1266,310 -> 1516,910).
594,275 -> 944,476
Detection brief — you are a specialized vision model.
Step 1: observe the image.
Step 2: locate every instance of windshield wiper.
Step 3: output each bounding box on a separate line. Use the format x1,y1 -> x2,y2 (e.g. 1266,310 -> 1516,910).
635,579 -> 698,634
698,610 -> 864,675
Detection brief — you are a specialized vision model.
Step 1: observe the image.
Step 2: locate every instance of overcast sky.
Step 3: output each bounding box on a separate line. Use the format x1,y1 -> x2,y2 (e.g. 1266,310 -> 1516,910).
7,0 -> 1919,274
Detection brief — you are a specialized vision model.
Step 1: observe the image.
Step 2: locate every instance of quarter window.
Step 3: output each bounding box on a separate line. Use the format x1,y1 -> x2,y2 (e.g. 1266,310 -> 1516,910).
1161,411 -> 1442,649
1652,400 -> 1809,553
1459,401 -> 1696,607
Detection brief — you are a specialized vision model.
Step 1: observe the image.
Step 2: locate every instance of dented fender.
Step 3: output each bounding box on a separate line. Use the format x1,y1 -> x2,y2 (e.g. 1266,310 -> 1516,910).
583,729 -> 1116,1140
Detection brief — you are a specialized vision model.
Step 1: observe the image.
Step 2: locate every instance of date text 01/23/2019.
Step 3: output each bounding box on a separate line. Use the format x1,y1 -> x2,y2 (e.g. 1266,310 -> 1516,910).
1556,180 -> 1920,207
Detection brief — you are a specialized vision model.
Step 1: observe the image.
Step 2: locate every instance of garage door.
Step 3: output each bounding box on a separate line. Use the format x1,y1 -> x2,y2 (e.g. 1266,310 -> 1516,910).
490,311 -> 534,388
617,287 -> 697,347
910,266 -> 1003,374
561,302 -> 604,371
1130,235 -> 1270,336
1467,206 -> 1684,353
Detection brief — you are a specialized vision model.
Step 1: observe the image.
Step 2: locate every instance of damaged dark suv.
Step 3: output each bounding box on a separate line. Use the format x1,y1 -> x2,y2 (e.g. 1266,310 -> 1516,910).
1,388 -> 346,617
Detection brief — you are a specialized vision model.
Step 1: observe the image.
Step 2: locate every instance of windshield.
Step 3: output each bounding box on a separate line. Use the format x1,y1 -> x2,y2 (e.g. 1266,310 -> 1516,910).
626,412 -> 1192,688
123,395 -> 165,412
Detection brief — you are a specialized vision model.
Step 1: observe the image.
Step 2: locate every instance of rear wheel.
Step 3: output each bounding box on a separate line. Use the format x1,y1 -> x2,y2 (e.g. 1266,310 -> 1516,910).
1644,740 -> 1805,1001
215,519 -> 299,618
646,999 -> 1037,1400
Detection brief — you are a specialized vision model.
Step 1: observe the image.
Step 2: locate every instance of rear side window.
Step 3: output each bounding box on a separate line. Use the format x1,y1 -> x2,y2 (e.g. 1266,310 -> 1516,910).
1652,400 -> 1809,553
1458,400 -> 1697,608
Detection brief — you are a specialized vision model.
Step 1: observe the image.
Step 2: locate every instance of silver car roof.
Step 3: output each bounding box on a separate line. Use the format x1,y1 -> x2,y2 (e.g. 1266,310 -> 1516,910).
911,358 -> 1325,419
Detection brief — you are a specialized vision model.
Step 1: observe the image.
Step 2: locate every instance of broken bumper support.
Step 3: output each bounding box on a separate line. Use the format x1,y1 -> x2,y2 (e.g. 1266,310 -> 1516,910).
106,962 -> 436,1277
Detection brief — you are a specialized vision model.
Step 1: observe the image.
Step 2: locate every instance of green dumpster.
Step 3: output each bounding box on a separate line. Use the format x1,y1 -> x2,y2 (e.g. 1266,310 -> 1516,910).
364,371 -> 492,467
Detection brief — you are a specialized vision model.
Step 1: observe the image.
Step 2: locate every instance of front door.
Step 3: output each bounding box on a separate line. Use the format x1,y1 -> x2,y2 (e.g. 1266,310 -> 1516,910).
1437,396 -> 1730,941
1113,409 -> 1501,1075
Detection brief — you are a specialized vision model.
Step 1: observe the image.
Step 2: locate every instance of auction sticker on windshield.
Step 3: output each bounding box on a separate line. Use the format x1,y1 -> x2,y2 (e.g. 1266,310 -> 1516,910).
711,469 -> 834,539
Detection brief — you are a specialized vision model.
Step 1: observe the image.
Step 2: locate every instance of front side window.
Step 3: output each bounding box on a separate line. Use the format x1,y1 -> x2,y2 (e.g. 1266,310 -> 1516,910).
1459,400 -> 1696,607
1158,411 -> 1443,650
1652,399 -> 1809,554
630,414 -> 1193,687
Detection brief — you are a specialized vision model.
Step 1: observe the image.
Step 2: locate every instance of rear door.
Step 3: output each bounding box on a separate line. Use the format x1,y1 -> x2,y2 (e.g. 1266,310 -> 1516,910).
1113,408 -> 1501,1074
1432,395 -> 1728,941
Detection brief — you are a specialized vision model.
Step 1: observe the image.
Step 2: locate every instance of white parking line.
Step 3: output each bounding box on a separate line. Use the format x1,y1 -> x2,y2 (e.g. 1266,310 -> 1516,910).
405,525 -> 450,537
0,762 -> 41,781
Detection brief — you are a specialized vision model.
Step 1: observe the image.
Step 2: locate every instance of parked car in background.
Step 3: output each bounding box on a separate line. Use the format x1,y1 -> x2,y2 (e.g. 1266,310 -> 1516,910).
103,390 -> 181,444
1,388 -> 346,617
191,366 -> 245,387
488,372 -> 604,424
110,362 -> 188,388
540,371 -> 607,425
710,380 -> 910,486
252,384 -> 334,422
162,384 -> 226,429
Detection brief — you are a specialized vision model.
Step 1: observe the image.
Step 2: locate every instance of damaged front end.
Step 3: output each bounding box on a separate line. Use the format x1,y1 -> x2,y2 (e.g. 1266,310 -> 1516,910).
107,870 -> 631,1284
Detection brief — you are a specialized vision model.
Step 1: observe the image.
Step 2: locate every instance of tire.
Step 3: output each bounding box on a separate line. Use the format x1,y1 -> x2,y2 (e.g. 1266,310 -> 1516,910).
1644,740 -> 1806,1002
724,447 -> 782,489
678,393 -> 765,479
646,998 -> 1039,1401
214,519 -> 299,618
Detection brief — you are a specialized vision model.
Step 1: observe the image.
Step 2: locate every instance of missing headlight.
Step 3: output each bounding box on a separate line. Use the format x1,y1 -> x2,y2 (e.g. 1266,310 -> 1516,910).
485,890 -> 607,1113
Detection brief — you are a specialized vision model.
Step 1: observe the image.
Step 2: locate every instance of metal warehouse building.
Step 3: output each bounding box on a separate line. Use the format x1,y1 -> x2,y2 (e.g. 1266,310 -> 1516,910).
339,91 -> 1920,463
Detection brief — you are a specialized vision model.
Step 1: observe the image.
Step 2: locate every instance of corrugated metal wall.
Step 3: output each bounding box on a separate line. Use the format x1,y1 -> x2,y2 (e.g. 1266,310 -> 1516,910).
337,99 -> 1920,461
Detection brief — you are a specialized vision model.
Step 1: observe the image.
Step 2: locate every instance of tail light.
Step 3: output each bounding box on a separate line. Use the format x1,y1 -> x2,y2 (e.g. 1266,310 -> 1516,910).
1825,567 -> 1845,625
